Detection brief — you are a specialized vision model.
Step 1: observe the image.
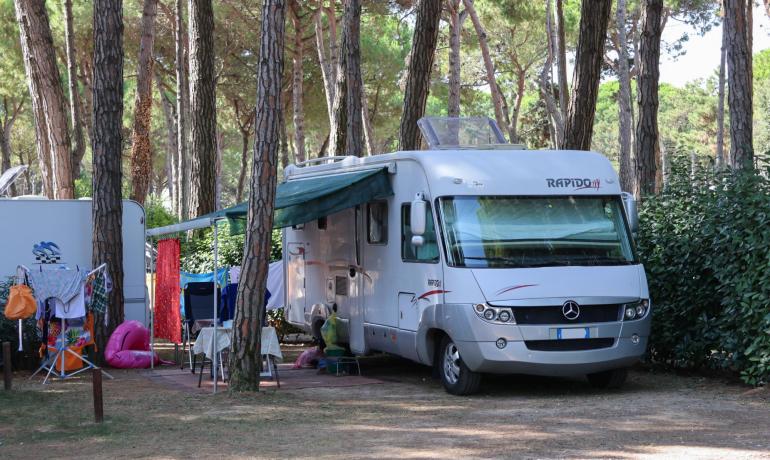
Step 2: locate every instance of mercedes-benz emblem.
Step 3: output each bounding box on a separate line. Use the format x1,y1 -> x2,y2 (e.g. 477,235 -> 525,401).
562,300 -> 580,320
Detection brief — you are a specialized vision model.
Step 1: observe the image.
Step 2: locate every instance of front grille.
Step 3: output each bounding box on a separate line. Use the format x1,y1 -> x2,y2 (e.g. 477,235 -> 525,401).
525,338 -> 615,351
510,304 -> 621,325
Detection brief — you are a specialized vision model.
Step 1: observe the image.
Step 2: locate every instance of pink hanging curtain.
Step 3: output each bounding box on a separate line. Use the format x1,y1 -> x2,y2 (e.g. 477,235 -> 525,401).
154,238 -> 181,344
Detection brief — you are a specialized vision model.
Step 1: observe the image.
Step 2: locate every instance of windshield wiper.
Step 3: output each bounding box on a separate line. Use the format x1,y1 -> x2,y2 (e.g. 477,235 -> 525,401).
565,256 -> 635,266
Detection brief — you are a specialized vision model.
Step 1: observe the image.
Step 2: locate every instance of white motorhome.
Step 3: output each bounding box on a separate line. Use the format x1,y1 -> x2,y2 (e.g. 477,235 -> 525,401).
0,198 -> 148,326
283,118 -> 650,395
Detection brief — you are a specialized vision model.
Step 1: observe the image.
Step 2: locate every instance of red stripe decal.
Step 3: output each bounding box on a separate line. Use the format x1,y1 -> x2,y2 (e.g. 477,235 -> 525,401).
495,284 -> 538,296
417,289 -> 450,300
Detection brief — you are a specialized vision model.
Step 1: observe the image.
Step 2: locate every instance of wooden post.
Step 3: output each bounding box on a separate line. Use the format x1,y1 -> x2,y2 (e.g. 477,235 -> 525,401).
3,342 -> 12,390
92,367 -> 104,423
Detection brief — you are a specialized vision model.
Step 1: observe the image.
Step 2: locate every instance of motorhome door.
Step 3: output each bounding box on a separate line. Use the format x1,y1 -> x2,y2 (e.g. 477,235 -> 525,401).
286,243 -> 307,325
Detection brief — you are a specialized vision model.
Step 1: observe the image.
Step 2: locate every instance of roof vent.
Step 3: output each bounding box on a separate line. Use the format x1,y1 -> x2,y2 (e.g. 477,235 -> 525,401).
417,116 -> 524,150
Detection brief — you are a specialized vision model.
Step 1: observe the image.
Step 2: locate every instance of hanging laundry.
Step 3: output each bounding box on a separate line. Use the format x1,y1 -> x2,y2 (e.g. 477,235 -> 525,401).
155,239 -> 181,343
229,266 -> 241,284
179,268 -> 229,315
28,269 -> 85,305
89,273 -> 108,315
52,282 -> 86,319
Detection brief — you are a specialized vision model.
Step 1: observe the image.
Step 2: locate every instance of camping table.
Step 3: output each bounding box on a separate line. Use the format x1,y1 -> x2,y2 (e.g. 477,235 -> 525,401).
193,326 -> 283,381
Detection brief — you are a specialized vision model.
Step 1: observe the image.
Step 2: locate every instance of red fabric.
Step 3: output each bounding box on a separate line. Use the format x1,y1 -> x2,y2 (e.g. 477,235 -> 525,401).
154,238 -> 181,343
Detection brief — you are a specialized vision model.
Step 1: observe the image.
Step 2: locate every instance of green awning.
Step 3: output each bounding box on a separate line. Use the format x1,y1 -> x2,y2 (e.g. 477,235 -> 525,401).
219,167 -> 392,234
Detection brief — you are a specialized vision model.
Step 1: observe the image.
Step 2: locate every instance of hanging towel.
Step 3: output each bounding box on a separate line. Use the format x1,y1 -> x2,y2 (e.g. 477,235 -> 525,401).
155,239 -> 182,344
28,269 -> 85,304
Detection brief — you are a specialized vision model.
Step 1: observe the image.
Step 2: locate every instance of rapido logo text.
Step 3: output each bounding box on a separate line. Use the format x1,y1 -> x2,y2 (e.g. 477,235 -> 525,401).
546,178 -> 601,190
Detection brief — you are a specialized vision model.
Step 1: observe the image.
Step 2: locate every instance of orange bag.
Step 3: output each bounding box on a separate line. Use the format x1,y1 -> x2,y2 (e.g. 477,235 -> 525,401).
4,284 -> 37,320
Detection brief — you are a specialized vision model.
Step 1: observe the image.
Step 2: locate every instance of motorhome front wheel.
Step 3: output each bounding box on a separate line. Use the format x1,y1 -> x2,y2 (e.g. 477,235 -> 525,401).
439,336 -> 481,396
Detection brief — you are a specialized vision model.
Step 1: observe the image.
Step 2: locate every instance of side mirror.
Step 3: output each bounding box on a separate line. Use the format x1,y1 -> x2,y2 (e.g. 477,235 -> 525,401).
621,192 -> 639,233
411,193 -> 427,236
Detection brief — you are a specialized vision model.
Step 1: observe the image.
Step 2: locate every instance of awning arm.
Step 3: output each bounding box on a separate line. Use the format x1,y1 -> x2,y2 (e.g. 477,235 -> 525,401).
146,217 -> 215,237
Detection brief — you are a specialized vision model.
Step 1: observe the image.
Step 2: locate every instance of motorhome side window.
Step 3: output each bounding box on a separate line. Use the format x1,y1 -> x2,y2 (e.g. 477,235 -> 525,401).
401,204 -> 439,263
367,201 -> 388,244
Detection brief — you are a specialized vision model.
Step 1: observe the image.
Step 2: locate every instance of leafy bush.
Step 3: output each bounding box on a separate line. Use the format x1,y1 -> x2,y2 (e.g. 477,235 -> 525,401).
180,224 -> 282,273
638,160 -> 770,385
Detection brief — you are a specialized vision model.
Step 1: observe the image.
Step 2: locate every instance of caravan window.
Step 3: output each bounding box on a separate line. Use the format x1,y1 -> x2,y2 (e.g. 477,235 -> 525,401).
367,201 -> 388,244
401,204 -> 439,263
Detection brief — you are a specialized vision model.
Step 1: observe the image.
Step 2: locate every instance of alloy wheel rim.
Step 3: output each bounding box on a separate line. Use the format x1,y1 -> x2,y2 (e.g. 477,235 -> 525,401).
443,341 -> 461,385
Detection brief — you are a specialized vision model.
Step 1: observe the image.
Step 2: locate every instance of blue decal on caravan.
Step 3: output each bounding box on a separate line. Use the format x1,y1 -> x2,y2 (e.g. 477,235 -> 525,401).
32,241 -> 63,264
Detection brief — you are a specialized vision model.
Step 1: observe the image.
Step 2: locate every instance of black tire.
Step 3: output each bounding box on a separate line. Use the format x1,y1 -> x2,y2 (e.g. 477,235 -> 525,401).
438,335 -> 481,395
587,367 -> 628,389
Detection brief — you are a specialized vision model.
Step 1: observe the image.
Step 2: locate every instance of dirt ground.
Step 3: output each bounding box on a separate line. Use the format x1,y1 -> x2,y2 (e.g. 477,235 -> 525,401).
1,354 -> 770,460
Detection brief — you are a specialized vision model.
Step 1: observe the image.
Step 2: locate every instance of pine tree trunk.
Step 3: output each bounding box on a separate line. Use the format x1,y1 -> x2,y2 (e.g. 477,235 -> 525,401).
92,0 -> 125,363
463,0 -> 506,139
555,0 -> 568,121
361,87 -> 375,155
616,0 -> 635,193
175,0 -> 190,219
314,3 -> 335,127
541,0 -> 564,147
343,0 -> 363,157
634,0 -> 663,198
229,0 -> 286,393
280,96 -> 290,168
290,1 -> 306,162
398,0 -> 441,151
188,0 -> 217,215
156,72 -> 178,210
0,97 -> 24,196
563,0 -> 611,151
725,0 -> 753,168
63,0 -> 86,180
329,23 -> 348,156
447,0 -> 462,118
14,0 -> 75,199
716,20 -> 727,169
77,58 -> 95,148
129,0 -> 158,205
509,69 -> 526,144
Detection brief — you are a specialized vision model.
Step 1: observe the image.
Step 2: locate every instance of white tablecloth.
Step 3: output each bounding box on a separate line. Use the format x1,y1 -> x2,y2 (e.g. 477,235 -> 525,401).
193,326 -> 282,361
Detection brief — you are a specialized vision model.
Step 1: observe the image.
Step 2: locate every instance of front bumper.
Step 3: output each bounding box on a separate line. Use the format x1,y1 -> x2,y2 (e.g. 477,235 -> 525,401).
457,336 -> 647,376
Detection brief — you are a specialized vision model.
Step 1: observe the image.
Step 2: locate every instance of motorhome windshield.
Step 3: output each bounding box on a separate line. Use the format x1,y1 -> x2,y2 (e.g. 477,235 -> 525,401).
437,195 -> 636,268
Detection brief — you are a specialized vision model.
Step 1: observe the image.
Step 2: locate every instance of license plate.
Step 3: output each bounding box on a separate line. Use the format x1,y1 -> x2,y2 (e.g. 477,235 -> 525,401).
556,327 -> 590,340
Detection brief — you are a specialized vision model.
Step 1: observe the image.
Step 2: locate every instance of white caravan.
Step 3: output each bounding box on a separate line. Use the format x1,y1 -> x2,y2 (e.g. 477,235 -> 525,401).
0,198 -> 148,326
283,118 -> 650,395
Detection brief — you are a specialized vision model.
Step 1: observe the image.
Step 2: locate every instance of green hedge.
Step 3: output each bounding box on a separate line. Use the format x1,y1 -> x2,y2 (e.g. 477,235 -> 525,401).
638,162 -> 770,385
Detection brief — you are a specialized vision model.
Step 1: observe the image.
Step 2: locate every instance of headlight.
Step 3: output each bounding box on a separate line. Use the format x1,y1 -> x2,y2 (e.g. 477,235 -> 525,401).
622,299 -> 650,321
473,303 -> 516,324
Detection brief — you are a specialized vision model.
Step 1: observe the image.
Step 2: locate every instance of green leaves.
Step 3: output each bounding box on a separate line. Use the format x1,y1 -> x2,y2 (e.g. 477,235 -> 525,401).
639,160 -> 770,385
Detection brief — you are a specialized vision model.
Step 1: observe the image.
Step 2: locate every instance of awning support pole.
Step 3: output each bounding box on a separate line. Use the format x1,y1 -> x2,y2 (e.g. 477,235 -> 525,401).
212,221 -> 219,394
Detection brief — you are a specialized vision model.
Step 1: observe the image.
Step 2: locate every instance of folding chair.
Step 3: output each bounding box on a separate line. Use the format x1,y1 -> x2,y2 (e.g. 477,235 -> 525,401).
181,282 -> 220,373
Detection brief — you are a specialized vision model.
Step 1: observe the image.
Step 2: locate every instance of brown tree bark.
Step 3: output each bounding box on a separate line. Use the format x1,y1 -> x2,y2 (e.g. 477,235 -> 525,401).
563,0 -> 611,151
156,71 -> 178,206
716,18 -> 727,169
541,0 -> 563,147
725,0 -> 753,168
0,97 -> 25,196
555,0 -> 568,121
361,87 -> 375,155
398,0 -> 441,151
343,0 -> 363,157
14,0 -> 75,199
229,0 -> 286,393
63,0 -> 86,180
175,0 -> 190,219
447,0 -> 462,118
634,0 -> 663,198
616,0 -> 635,193
329,0 -> 363,157
232,98 -> 255,202
92,0 -> 125,363
188,0 -> 217,215
129,0 -> 159,205
289,0 -> 306,162
463,0 -> 506,139
315,2 -> 335,125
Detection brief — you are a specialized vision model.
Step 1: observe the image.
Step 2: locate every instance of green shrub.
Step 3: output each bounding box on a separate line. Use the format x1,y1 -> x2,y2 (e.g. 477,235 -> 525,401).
180,224 -> 282,273
638,160 -> 770,385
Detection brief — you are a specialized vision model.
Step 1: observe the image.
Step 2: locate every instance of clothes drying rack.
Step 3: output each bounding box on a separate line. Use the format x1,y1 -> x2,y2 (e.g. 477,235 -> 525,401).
22,264 -> 115,384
